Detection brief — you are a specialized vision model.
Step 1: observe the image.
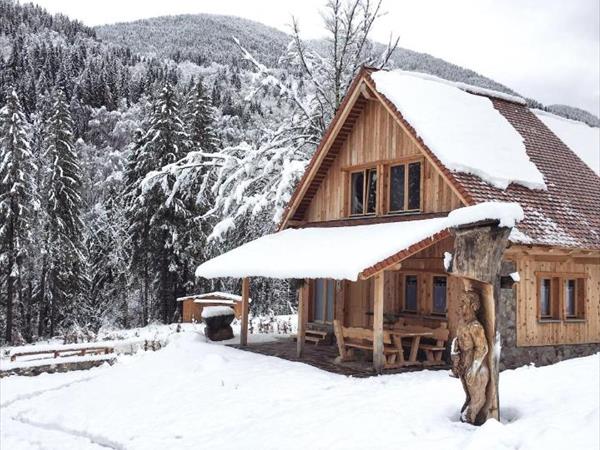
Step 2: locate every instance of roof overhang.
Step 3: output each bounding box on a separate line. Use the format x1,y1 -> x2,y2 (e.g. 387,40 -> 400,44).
196,203 -> 524,282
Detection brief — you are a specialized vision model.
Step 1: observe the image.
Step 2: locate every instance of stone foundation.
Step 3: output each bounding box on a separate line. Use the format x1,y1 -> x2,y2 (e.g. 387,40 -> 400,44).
496,267 -> 599,370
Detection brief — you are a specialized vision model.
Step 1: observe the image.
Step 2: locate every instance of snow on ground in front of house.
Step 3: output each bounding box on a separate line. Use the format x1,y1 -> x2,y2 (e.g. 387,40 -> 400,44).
533,109 -> 600,175
0,317 -> 296,372
1,327 -> 598,450
371,70 -> 547,190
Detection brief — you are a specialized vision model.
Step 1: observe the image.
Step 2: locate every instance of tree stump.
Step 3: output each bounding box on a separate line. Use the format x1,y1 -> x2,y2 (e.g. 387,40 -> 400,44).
202,307 -> 235,341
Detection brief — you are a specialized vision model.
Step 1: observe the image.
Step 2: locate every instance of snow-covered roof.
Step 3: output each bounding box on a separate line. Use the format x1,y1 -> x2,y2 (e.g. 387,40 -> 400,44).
370,70 -> 546,190
533,110 -> 599,175
196,202 -> 523,281
177,291 -> 251,303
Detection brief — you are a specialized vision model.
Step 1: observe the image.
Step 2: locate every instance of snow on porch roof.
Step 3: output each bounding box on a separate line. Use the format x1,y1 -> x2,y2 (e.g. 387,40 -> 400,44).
195,203 -> 523,282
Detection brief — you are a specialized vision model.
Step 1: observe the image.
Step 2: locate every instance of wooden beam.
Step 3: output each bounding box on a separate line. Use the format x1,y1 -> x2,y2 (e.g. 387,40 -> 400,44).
373,272 -> 385,373
240,278 -> 250,347
297,280 -> 309,358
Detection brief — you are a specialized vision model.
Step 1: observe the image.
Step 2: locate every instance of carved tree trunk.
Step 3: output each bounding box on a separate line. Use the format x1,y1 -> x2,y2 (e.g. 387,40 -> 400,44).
450,223 -> 511,423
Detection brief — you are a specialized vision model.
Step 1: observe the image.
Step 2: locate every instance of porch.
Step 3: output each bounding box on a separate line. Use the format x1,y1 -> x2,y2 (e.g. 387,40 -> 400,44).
232,337 -> 450,377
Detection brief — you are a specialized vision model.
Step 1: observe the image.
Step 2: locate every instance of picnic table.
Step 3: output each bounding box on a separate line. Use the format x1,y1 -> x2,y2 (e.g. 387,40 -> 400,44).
386,326 -> 433,366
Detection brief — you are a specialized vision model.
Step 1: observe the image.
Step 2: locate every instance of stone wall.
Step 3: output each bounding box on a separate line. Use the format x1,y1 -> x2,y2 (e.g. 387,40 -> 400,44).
496,262 -> 599,370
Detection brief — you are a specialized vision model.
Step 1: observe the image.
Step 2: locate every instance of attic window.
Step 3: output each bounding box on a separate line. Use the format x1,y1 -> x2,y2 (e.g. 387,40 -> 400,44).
350,168 -> 377,215
389,161 -> 422,213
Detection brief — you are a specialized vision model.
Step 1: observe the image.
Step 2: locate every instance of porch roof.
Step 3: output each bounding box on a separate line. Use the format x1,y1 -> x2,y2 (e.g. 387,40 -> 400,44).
195,202 -> 523,281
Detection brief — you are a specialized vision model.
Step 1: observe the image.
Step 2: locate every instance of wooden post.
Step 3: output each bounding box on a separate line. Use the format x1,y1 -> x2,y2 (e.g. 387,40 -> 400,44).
296,280 -> 309,358
240,277 -> 250,346
373,272 -> 385,373
481,283 -> 500,421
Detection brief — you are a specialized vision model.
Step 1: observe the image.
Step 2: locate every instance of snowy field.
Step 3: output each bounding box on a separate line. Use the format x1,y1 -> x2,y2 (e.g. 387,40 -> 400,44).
1,326 -> 598,450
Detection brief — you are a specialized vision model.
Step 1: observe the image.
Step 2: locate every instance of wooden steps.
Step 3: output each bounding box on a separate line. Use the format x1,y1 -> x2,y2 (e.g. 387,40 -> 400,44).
293,328 -> 330,345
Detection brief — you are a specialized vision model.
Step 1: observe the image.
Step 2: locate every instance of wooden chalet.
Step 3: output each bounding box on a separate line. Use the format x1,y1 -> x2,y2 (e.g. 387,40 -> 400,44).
196,67 -> 600,394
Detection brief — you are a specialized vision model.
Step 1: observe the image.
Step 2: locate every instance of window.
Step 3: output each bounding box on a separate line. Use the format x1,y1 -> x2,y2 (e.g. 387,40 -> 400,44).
389,161 -> 421,213
563,278 -> 585,320
564,279 -> 576,318
432,276 -> 447,315
350,168 -> 377,215
313,279 -> 335,323
403,275 -> 418,312
539,278 -> 552,318
536,273 -> 588,322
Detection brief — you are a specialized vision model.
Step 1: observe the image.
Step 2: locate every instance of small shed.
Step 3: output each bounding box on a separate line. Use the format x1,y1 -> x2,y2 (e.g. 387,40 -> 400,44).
177,292 -> 252,322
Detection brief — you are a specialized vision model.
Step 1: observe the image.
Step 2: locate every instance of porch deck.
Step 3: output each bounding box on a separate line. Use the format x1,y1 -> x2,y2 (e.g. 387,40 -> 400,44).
231,338 -> 450,378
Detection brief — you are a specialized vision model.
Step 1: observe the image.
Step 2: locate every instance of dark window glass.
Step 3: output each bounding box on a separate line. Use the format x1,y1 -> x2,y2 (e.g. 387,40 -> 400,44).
389,165 -> 405,212
408,162 -> 421,210
351,171 -> 364,215
366,168 -> 377,214
326,280 -> 335,321
432,276 -> 447,314
565,279 -> 576,317
540,278 -> 551,317
404,275 -> 418,311
314,279 -> 325,321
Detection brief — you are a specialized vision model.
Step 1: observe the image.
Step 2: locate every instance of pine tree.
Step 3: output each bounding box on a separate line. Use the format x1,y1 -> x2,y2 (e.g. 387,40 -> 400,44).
0,89 -> 36,343
39,88 -> 87,336
125,83 -> 193,324
185,78 -> 218,153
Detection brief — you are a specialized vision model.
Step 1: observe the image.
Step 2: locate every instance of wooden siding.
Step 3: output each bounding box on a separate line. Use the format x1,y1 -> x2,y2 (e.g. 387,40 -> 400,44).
507,249 -> 600,346
304,100 -> 463,222
337,238 -> 461,337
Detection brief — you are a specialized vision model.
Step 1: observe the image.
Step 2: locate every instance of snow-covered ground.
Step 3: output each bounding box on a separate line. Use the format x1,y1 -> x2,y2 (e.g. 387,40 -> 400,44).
1,327 -> 598,450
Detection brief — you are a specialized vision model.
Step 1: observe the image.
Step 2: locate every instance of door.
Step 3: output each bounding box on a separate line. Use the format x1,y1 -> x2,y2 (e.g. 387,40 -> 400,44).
312,279 -> 335,323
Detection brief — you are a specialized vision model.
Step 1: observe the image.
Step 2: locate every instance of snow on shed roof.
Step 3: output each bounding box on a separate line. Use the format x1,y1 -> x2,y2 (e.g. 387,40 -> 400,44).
533,110 -> 599,175
177,292 -> 251,303
196,202 -> 523,281
370,70 -> 546,190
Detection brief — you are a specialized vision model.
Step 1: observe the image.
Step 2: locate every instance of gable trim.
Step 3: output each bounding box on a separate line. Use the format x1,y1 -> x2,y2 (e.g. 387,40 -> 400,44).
278,68 -> 373,229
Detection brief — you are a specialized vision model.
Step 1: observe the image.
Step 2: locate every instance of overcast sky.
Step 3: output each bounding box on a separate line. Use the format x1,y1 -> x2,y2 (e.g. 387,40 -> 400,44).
32,0 -> 599,115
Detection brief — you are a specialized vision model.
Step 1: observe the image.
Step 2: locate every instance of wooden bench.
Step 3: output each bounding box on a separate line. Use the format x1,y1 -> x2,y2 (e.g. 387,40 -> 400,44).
419,324 -> 450,365
333,320 -> 402,368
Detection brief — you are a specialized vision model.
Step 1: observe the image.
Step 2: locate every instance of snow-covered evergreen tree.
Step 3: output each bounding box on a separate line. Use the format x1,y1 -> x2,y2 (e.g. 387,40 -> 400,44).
126,83 -> 195,323
185,78 -> 218,153
0,89 -> 36,343
39,88 -> 87,336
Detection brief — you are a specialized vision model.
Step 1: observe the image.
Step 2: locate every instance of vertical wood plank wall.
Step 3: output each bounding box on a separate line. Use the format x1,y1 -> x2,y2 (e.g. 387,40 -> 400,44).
304,100 -> 463,222
508,250 -> 600,346
339,238 -> 461,336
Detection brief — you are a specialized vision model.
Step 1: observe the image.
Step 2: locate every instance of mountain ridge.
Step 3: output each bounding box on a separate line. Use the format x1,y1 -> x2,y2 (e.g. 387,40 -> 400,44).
95,12 -> 599,127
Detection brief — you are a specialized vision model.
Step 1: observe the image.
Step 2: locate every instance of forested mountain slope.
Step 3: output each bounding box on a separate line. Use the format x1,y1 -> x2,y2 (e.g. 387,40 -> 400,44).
96,14 -> 290,67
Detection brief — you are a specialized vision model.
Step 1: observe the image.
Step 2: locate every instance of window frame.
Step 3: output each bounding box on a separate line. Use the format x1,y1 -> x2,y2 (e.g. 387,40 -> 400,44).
387,159 -> 423,214
349,167 -> 378,216
401,274 -> 419,314
535,272 -> 587,323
